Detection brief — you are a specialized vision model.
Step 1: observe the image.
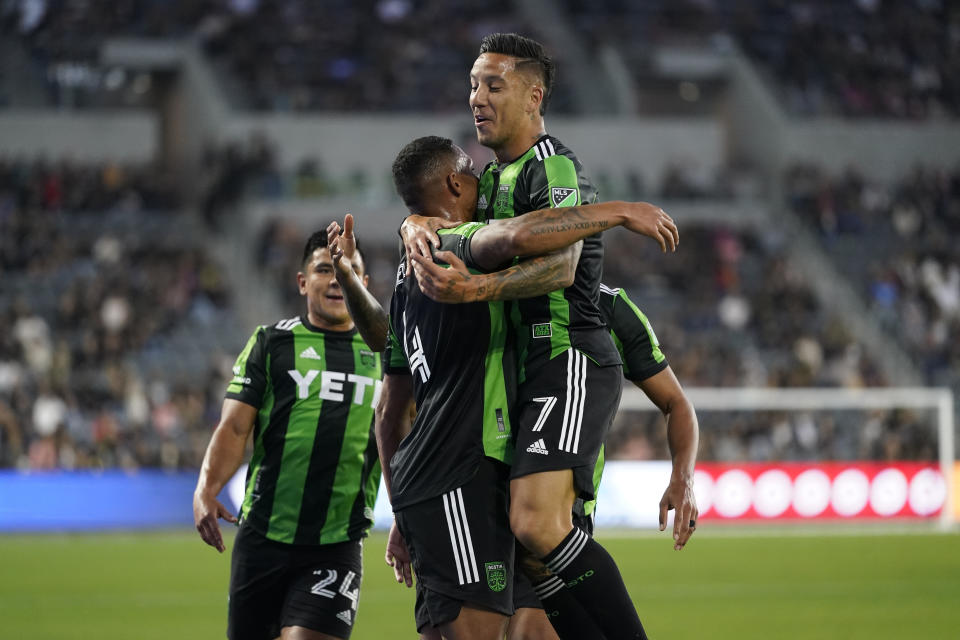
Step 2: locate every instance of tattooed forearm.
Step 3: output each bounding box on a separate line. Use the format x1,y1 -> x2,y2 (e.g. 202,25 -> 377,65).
347,293 -> 389,352
527,219 -> 611,235
471,250 -> 574,302
510,206 -> 609,236
338,272 -> 389,351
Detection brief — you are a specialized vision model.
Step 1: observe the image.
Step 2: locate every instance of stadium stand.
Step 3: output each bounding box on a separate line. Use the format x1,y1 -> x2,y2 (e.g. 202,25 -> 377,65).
0,1 -> 956,477
786,163 -> 960,390
561,0 -> 959,119
1,0 -> 572,113
0,156 -> 240,470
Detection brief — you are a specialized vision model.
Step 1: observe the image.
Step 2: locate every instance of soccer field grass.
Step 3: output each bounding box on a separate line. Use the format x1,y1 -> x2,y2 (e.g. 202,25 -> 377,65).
1,528 -> 957,639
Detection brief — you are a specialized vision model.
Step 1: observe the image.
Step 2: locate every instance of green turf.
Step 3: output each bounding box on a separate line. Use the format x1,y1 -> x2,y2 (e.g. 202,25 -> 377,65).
0,528 -> 957,639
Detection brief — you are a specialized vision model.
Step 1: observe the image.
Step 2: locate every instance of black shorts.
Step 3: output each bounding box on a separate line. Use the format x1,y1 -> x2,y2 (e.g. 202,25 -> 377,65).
399,457 -> 515,632
512,513 -> 595,611
511,348 -> 622,501
228,524 -> 363,640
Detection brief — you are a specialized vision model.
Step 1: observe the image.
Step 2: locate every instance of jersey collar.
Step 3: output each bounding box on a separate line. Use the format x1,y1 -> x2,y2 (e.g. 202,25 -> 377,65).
300,314 -> 357,336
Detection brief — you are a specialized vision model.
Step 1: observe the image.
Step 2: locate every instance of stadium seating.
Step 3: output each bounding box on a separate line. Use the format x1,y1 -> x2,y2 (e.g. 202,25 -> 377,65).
1,0 -> 574,113
0,157 -> 240,470
786,163 -> 960,389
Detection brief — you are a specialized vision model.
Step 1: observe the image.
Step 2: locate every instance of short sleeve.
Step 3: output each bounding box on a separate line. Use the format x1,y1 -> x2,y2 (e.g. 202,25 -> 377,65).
225,326 -> 269,408
436,222 -> 495,273
604,289 -> 668,382
383,315 -> 409,374
528,153 -> 582,211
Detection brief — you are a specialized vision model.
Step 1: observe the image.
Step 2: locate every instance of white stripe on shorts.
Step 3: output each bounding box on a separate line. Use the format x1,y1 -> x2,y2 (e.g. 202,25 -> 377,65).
442,488 -> 479,585
559,349 -> 587,453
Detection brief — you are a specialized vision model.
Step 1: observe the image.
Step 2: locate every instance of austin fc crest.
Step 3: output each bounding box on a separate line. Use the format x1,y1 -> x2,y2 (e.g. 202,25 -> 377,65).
495,184 -> 511,212
485,561 -> 507,592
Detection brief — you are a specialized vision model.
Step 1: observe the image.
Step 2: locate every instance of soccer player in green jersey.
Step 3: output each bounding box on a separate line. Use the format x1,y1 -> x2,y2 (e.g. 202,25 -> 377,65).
400,33 -> 673,640
193,232 -> 382,640
503,284 -> 700,639
332,137 -> 676,640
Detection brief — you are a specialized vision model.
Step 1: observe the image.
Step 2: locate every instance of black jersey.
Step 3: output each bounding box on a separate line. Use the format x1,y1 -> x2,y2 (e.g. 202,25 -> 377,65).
226,316 -> 382,545
383,222 -> 515,510
476,134 -> 620,375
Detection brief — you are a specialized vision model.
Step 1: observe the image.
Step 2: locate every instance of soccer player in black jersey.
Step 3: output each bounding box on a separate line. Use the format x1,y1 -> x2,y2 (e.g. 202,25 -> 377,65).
332,136 -> 677,640
193,232 -> 382,640
399,33 -> 678,640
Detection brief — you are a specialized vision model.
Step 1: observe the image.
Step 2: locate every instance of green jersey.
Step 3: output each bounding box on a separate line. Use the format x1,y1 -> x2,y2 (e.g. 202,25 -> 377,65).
226,315 -> 382,545
476,134 -> 620,378
583,284 -> 670,516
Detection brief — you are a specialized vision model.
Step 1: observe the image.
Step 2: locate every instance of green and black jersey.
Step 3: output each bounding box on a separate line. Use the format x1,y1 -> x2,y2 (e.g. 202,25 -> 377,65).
476,134 -> 620,376
384,222 -> 516,511
599,284 -> 668,382
226,315 -> 382,545
583,284 -> 670,516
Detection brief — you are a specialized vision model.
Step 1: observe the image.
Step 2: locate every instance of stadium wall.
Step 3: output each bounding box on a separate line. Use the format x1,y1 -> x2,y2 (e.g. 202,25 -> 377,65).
727,47 -> 960,182
0,110 -> 157,161
781,121 -> 960,180
222,115 -> 724,188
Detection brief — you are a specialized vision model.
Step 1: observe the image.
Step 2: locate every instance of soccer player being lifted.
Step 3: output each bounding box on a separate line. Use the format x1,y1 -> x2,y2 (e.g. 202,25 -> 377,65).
193,234 -> 382,640
399,33 -> 696,640
330,135 -> 681,639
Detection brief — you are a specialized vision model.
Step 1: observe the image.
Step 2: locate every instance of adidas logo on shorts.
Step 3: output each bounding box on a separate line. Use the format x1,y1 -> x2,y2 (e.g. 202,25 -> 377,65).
337,609 -> 353,625
526,438 -> 549,455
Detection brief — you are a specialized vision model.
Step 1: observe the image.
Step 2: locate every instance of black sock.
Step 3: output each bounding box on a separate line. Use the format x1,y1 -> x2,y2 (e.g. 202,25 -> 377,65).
534,575 -> 607,640
541,527 -> 648,640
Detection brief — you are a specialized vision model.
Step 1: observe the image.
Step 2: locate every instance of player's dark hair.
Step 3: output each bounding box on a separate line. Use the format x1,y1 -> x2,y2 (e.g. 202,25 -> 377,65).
479,33 -> 554,116
392,136 -> 459,211
301,228 -> 363,268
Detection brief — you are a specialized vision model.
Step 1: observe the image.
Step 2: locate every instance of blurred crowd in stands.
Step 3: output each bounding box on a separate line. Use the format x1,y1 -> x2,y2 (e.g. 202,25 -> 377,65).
0,148 -> 946,471
4,0 -> 957,118
566,0 -> 959,119
1,0 -> 955,470
2,0 -> 560,113
0,156 -> 235,471
736,0 -> 960,118
786,163 -> 960,389
601,223 -> 935,464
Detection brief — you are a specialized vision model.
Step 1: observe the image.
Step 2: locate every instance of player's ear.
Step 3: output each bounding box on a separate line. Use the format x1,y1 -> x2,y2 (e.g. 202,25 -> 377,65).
529,83 -> 543,115
297,271 -> 307,295
446,172 -> 463,198
361,274 -> 370,289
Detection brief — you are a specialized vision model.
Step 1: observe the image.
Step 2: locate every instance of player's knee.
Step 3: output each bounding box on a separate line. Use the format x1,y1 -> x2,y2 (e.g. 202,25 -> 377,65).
510,504 -> 562,557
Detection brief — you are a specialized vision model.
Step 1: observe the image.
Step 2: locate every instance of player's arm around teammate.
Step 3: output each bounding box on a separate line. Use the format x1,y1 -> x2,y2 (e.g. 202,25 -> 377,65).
407,200 -> 677,303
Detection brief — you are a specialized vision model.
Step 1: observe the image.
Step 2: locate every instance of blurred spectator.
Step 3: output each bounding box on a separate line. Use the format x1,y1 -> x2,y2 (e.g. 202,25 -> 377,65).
0,154 -> 235,470
2,0 -> 567,114
785,162 -> 960,387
